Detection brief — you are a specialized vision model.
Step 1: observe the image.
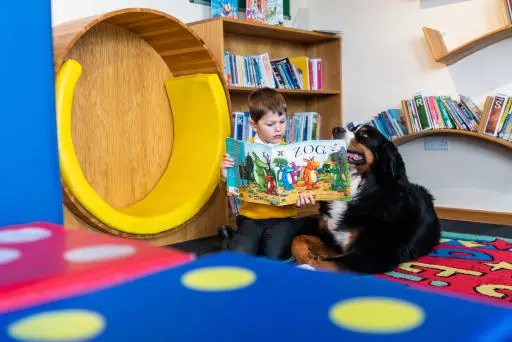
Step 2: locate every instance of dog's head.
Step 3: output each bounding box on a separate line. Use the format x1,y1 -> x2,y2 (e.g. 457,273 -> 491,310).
332,124 -> 406,181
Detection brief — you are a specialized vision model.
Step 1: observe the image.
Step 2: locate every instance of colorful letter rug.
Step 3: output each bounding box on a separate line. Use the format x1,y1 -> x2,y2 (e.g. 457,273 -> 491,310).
374,232 -> 512,306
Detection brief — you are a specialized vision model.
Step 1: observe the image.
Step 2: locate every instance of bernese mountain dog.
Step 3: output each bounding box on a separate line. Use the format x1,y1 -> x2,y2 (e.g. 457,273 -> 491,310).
292,124 -> 441,274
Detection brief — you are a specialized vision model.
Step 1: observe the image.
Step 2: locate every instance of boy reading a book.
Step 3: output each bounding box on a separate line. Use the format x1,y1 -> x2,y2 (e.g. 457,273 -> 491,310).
219,88 -> 316,260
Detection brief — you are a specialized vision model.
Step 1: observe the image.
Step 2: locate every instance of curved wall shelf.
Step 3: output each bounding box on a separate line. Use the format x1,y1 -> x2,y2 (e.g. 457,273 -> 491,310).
422,25 -> 512,65
392,129 -> 512,149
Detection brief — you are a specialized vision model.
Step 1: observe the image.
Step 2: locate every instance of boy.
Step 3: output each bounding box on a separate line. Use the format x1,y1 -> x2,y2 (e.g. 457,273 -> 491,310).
219,88 -> 316,260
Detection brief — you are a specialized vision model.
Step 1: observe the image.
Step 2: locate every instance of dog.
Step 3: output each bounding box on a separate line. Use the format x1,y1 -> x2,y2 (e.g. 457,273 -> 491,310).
292,124 -> 441,274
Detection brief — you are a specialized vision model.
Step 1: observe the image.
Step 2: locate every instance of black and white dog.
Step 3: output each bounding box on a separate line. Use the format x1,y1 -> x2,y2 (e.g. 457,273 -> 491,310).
293,124 -> 441,274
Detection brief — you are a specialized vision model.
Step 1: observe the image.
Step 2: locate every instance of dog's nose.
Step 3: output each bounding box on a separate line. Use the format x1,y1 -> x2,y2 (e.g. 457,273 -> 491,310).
332,126 -> 346,138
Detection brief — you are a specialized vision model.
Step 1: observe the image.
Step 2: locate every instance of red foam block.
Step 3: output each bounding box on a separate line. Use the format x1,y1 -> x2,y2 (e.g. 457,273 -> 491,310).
0,222 -> 194,313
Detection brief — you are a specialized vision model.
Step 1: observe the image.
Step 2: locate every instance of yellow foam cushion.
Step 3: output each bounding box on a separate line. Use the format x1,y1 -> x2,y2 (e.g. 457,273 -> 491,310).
56,59 -> 230,234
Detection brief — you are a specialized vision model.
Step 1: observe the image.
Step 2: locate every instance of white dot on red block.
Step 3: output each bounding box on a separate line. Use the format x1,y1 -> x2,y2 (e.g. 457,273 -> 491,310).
0,227 -> 52,243
0,248 -> 21,264
64,244 -> 136,263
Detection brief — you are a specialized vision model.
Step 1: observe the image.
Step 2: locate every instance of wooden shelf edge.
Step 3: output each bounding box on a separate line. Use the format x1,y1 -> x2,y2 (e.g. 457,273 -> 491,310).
422,25 -> 512,65
189,17 -> 341,42
392,129 -> 512,149
435,206 -> 512,226
227,86 -> 340,96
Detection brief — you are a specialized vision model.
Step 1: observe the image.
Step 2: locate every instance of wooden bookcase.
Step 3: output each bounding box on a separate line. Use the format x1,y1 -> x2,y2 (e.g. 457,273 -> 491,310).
422,0 -> 512,65
188,17 -> 343,224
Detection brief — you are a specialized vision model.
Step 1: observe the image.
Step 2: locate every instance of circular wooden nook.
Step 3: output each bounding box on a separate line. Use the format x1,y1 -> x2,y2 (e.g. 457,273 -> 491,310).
53,8 -> 231,239
392,129 -> 512,150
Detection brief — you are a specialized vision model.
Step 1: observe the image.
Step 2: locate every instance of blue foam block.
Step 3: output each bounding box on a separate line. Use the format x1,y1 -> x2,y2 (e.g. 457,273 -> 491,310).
1,252 -> 511,341
0,1 -> 63,226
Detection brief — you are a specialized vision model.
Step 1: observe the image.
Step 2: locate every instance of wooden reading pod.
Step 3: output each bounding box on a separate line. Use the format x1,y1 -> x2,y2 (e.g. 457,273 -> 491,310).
53,8 -> 232,245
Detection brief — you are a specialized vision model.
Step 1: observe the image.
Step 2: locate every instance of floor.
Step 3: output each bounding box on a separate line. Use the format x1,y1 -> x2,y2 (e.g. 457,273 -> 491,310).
168,219 -> 512,257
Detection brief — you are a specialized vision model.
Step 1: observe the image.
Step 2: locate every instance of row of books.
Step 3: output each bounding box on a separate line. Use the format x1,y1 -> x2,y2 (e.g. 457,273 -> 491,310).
351,110 -> 407,141
231,111 -> 322,143
352,92 -> 512,144
223,51 -> 323,90
480,94 -> 512,140
401,93 -> 482,133
212,0 -> 285,26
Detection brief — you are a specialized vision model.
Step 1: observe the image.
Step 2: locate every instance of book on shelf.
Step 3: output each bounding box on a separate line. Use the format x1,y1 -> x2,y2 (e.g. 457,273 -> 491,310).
479,94 -> 512,140
223,51 -> 323,90
225,137 -> 352,206
211,0 -> 238,19
231,111 -> 322,143
266,0 -> 284,25
400,92 -> 482,133
246,0 -> 267,23
348,109 -> 407,141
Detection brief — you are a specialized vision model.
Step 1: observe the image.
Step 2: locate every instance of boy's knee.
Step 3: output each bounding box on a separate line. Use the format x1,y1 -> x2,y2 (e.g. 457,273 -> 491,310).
263,243 -> 292,260
226,235 -> 259,255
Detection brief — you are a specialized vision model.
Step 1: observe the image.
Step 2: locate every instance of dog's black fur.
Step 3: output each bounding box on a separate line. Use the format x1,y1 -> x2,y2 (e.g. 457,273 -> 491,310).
298,124 -> 441,274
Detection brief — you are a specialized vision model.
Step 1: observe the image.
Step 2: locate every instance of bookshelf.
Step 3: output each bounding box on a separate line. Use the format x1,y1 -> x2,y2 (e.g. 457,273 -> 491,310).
188,17 -> 342,224
394,95 -> 512,150
392,128 -> 512,149
362,95 -> 512,225
423,25 -> 512,65
423,0 -> 512,65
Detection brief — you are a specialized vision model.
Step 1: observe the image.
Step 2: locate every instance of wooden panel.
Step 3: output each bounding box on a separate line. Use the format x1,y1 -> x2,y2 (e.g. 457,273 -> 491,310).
422,27 -> 448,61
66,23 -> 174,208
53,8 -> 220,77
188,18 -> 225,68
435,207 -> 512,226
190,17 -> 340,44
306,39 -> 342,92
64,185 -> 229,245
224,33 -> 307,59
423,25 -> 512,65
53,8 -> 232,242
306,96 -> 343,139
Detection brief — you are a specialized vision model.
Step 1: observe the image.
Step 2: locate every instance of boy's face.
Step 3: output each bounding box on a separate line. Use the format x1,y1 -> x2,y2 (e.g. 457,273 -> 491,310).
250,110 -> 286,144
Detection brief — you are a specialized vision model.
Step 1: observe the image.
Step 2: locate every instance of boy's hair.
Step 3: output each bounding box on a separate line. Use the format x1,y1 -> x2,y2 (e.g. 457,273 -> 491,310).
248,88 -> 287,122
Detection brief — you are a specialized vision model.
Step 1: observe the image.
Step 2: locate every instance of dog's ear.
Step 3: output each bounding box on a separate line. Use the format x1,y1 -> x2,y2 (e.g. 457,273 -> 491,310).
376,141 -> 406,180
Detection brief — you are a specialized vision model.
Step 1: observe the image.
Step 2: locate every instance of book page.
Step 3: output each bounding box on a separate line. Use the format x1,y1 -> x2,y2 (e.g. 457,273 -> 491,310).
271,139 -> 352,205
226,138 -> 281,206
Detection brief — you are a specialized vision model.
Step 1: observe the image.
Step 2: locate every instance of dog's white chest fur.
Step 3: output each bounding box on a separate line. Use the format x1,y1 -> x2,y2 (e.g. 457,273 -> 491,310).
325,169 -> 362,249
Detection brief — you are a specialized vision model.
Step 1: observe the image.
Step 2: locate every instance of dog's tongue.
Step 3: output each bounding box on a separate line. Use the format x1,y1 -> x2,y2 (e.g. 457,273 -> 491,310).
347,151 -> 365,165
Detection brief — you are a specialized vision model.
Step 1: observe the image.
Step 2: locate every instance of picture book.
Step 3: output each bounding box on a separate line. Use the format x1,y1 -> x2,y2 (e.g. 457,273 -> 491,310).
267,0 -> 283,25
225,138 -> 352,206
246,0 -> 267,23
211,0 -> 238,19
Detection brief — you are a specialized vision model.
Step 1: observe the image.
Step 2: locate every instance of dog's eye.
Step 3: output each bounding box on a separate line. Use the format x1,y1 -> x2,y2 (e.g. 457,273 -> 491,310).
359,131 -> 369,139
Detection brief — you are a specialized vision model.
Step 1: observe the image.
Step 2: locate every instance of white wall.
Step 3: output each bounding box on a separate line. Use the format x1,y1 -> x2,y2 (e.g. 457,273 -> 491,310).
51,0 -> 307,26
304,0 -> 512,213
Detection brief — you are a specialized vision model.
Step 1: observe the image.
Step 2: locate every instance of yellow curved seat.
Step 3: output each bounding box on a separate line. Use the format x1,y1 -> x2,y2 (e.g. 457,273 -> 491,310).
56,59 -> 230,235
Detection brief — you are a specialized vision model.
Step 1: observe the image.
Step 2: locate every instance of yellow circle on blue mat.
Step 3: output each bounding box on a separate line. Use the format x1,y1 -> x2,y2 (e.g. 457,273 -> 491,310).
7,309 -> 105,341
329,297 -> 425,334
181,266 -> 256,291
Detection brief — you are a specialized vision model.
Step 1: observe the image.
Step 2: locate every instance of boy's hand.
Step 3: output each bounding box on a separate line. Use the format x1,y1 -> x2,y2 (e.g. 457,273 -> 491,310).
220,153 -> 235,181
296,193 -> 316,208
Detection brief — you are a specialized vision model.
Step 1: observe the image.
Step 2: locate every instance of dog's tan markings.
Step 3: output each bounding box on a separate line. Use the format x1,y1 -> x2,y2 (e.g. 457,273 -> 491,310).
292,235 -> 339,265
319,217 -> 329,231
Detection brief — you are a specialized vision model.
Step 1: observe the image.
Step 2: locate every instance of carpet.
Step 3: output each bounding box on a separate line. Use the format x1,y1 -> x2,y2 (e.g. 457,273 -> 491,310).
375,232 -> 512,306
